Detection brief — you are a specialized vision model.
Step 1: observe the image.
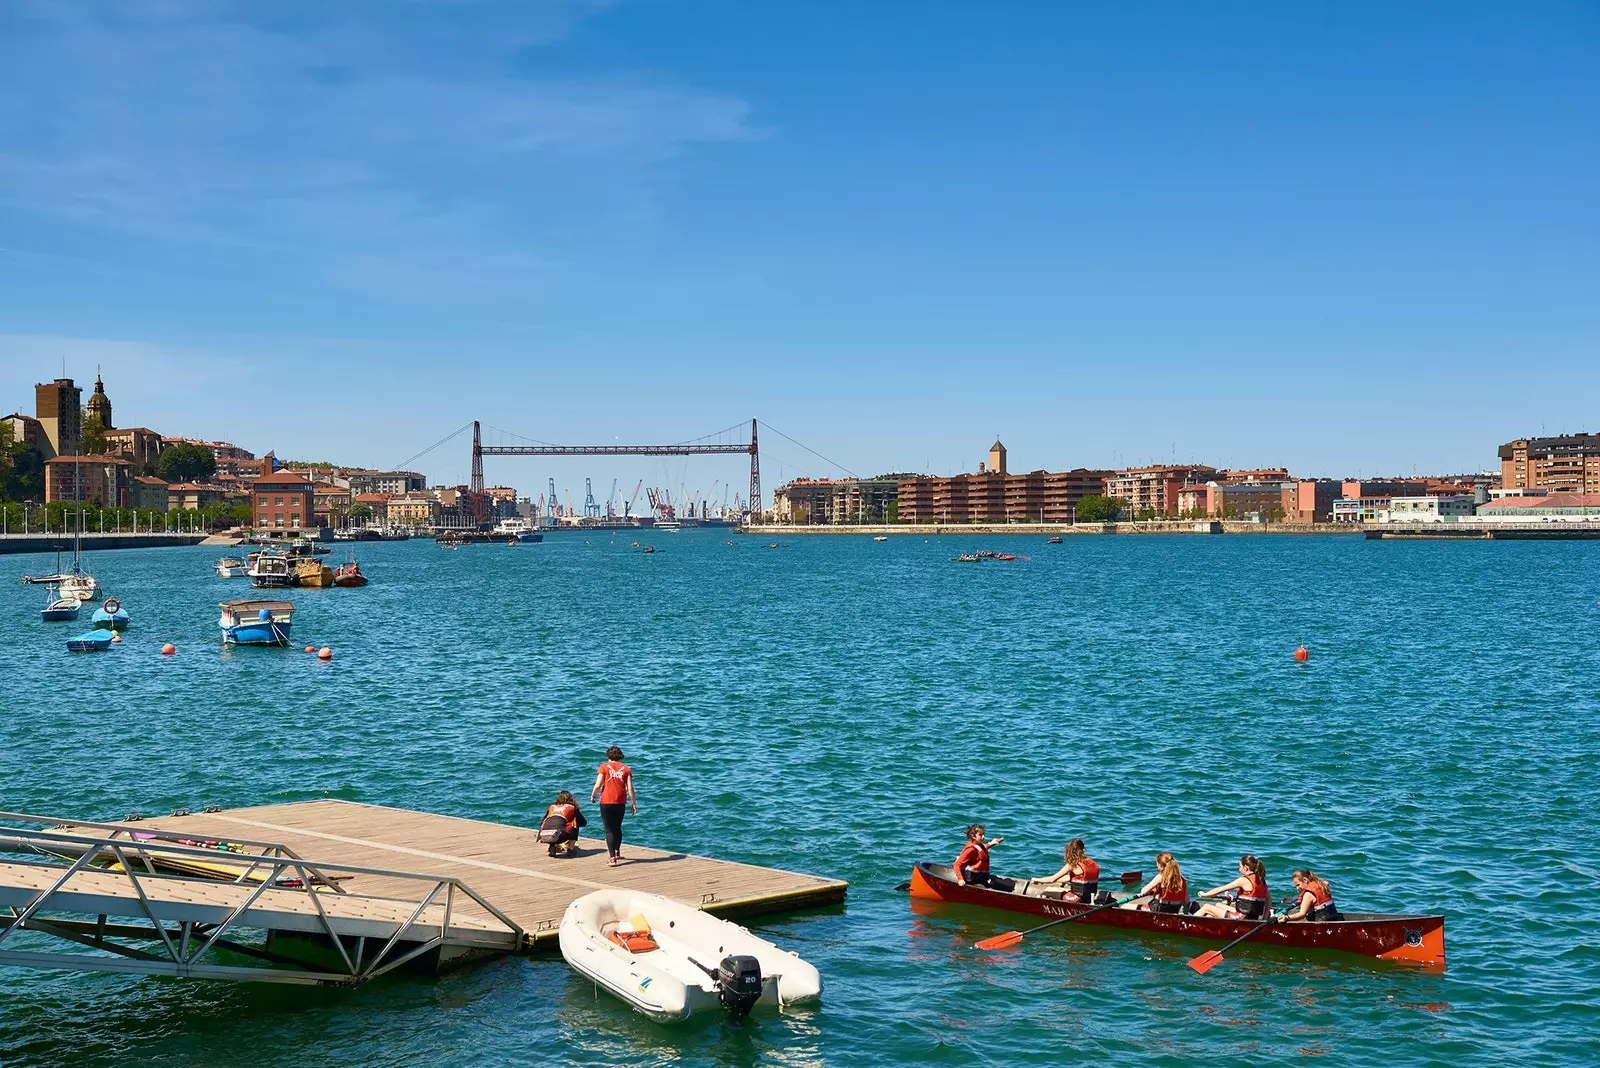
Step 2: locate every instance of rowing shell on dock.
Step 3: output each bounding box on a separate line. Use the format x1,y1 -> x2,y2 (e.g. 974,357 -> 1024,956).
907,862 -> 1445,970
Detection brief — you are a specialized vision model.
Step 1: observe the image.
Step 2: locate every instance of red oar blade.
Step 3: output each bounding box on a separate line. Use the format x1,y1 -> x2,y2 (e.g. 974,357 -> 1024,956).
974,930 -> 1024,951
1120,871 -> 1143,885
1187,949 -> 1226,974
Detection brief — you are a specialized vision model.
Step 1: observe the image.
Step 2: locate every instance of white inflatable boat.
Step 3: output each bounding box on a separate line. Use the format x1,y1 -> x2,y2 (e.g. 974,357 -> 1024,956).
558,889 -> 822,1022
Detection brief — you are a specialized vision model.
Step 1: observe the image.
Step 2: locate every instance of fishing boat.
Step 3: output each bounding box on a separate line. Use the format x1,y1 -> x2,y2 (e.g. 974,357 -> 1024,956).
332,561 -> 368,587
66,630 -> 113,652
906,862 -> 1445,970
559,889 -> 822,1023
40,589 -> 81,622
215,556 -> 248,578
247,552 -> 294,589
218,600 -> 295,646
90,598 -> 130,630
294,560 -> 334,587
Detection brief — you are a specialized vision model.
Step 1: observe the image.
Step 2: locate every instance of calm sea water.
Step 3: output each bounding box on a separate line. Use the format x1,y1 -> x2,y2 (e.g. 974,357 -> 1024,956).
2,531 -> 1597,1066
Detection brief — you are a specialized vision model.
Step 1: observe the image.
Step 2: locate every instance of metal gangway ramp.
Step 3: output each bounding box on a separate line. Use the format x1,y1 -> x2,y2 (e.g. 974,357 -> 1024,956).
0,811 -> 524,986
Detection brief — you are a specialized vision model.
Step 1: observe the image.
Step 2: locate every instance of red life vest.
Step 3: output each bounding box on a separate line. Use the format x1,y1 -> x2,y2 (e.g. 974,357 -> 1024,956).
955,841 -> 990,874
1075,857 -> 1101,884
597,761 -> 631,805
546,802 -> 579,833
1238,871 -> 1268,903
1156,875 -> 1188,903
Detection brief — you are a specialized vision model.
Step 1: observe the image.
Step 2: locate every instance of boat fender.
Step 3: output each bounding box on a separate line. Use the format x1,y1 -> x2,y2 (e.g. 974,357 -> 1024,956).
258,608 -> 272,621
102,598 -> 120,614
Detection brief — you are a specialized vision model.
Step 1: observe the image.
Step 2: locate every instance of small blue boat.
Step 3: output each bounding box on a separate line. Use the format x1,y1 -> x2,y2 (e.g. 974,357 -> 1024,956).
219,600 -> 294,646
91,598 -> 130,630
41,588 -> 82,623
67,630 -> 113,652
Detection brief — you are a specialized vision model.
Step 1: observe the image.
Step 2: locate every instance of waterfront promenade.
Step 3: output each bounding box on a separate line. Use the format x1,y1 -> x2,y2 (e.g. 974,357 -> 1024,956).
0,533 -> 207,556
744,520 -> 1362,536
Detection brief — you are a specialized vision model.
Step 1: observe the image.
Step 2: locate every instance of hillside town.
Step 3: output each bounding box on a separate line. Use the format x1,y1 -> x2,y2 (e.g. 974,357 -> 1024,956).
0,374 -> 514,532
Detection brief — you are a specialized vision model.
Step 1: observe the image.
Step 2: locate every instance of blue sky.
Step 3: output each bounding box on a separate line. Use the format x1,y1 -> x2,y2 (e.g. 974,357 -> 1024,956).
0,0 -> 1595,497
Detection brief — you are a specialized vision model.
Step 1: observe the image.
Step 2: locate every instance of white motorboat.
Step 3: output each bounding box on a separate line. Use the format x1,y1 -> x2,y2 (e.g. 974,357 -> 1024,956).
558,890 -> 821,1022
493,517 -> 544,543
215,556 -> 248,578
873,535 -> 889,542
247,552 -> 294,588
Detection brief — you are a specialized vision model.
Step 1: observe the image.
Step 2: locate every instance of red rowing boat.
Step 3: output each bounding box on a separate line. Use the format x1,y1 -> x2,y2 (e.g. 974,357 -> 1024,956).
909,862 -> 1445,970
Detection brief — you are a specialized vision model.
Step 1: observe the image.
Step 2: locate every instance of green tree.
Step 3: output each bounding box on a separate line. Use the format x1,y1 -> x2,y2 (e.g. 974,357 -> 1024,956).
158,442 -> 217,483
81,414 -> 108,455
2,442 -> 44,501
1074,493 -> 1123,522
886,498 -> 899,523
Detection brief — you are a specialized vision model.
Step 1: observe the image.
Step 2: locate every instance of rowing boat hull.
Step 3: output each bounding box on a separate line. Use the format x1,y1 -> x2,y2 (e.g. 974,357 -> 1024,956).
908,863 -> 1444,970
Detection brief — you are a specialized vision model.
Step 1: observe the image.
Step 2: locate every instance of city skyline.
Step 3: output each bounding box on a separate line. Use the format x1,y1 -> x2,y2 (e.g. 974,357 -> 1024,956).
1,1 -> 1596,487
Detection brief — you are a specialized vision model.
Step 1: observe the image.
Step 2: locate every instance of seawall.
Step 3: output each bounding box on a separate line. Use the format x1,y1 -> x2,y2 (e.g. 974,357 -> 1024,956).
742,522 -> 1363,536
0,533 -> 208,556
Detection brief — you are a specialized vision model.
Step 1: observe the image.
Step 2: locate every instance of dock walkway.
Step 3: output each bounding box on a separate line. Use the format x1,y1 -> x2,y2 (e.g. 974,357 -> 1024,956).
0,800 -> 846,987
99,800 -> 847,943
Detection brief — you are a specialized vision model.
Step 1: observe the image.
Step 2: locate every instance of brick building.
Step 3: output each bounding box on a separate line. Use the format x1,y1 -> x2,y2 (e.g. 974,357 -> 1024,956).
1499,434 -> 1600,493
44,455 -> 131,506
1105,465 -> 1218,517
34,378 -> 81,457
250,459 -> 316,530
896,468 -> 1110,523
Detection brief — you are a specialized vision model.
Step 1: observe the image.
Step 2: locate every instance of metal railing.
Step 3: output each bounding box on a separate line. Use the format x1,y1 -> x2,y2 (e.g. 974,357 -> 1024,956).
0,813 -> 524,987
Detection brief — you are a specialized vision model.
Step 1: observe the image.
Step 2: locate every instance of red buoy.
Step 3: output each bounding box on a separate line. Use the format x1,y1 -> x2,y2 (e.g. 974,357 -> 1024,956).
161,643 -> 176,656
318,647 -> 333,660
1294,646 -> 1309,662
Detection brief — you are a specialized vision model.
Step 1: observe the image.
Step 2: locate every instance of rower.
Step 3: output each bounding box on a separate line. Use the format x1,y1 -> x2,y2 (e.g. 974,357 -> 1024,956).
1194,854 -> 1269,919
953,824 -> 1014,892
1036,838 -> 1101,902
1135,852 -> 1188,913
1281,869 -> 1341,921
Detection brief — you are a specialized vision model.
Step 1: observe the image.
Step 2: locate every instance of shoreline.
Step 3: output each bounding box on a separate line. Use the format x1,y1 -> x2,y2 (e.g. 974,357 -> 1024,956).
741,521 -> 1361,536
0,533 -> 209,556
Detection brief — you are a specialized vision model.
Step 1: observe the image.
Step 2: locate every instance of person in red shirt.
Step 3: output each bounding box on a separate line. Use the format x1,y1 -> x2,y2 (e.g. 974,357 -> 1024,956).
953,824 -> 1013,891
541,790 -> 587,857
1036,838 -> 1102,902
1136,852 -> 1189,913
1282,869 -> 1340,921
1195,854 -> 1270,919
589,746 -> 637,866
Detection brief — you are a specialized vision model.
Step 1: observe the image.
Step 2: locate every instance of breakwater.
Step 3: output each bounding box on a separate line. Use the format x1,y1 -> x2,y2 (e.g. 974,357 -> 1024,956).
0,533 -> 207,556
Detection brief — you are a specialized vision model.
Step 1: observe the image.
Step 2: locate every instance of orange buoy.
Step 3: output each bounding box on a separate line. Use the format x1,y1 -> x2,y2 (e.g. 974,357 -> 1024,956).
1294,646 -> 1309,662
304,645 -> 316,653
317,647 -> 333,660
161,643 -> 176,656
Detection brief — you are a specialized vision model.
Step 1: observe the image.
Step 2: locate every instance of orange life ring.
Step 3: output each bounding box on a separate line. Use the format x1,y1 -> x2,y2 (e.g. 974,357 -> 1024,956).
102,598 -> 121,614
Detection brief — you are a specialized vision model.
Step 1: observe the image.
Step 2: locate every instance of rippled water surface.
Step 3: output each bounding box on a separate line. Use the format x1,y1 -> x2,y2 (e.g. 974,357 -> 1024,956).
2,531 -> 1597,1065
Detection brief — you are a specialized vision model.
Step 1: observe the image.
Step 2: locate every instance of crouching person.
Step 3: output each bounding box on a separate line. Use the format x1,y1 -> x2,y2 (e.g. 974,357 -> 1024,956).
539,791 -> 587,857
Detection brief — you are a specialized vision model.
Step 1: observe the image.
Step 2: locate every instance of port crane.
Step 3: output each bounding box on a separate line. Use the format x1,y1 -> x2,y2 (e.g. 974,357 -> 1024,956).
547,478 -> 560,518
583,478 -> 601,518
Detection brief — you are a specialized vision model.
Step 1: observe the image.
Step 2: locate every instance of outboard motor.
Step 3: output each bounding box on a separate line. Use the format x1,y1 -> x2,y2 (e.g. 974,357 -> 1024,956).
713,955 -> 764,1019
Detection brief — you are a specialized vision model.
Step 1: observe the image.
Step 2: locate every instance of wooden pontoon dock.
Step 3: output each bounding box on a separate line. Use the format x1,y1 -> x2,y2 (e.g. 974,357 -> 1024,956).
0,800 -> 847,987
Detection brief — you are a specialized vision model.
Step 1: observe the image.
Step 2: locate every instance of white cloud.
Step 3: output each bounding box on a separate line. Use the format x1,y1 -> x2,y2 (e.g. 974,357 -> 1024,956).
0,0 -> 751,300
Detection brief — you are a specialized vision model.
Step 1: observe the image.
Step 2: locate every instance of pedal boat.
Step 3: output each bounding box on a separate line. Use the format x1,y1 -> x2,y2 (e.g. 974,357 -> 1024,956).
558,889 -> 822,1022
907,862 -> 1445,970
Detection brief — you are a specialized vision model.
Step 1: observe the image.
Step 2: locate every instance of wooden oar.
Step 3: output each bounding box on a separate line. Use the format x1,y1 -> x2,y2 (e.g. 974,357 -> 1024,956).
975,893 -> 1147,951
1187,917 -> 1276,973
1120,870 -> 1142,885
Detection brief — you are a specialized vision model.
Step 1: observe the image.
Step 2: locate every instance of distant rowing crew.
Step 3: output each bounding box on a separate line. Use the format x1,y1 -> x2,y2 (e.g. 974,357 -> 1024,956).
954,827 -> 1338,923
919,824 -> 1446,970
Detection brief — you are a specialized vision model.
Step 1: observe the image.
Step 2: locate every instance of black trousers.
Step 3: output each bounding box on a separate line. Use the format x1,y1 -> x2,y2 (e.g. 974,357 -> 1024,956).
599,804 -> 626,857
961,868 -> 1015,893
